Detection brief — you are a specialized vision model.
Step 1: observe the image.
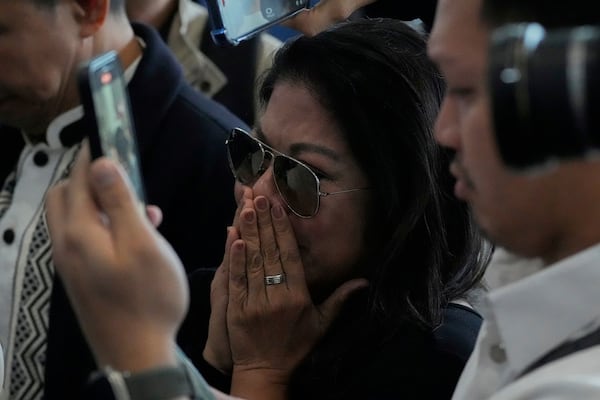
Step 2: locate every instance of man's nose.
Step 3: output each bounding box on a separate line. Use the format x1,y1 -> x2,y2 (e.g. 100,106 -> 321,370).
434,97 -> 462,151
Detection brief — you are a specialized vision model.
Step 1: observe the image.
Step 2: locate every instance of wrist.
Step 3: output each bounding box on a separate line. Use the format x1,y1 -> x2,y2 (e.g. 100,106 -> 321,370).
95,335 -> 178,373
85,348 -> 218,400
85,364 -> 192,400
202,347 -> 231,375
230,365 -> 290,400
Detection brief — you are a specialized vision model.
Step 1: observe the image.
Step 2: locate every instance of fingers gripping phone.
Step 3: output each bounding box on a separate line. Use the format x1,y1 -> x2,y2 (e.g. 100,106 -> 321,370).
206,0 -> 309,46
78,51 -> 147,206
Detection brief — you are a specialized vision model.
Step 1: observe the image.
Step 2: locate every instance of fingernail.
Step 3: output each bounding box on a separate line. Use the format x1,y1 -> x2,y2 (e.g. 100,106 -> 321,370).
244,210 -> 255,223
255,197 -> 268,211
272,204 -> 283,219
93,163 -> 117,187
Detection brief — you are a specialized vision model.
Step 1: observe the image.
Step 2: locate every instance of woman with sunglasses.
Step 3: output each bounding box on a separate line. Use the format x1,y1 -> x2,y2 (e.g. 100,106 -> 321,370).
45,17 -> 488,400
175,17 -> 490,400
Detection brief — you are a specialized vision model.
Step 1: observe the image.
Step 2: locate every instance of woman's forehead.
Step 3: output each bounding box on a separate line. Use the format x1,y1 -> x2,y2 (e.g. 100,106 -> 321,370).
257,83 -> 347,153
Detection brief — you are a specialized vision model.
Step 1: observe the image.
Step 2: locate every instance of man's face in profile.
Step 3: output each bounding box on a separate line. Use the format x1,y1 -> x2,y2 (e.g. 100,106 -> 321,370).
428,0 -> 559,258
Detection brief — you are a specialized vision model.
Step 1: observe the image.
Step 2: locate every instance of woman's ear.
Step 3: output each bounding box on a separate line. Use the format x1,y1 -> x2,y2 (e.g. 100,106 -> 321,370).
73,0 -> 110,38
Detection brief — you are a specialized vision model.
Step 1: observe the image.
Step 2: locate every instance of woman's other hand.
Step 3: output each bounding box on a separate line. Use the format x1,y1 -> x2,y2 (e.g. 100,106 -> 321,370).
203,187 -> 254,374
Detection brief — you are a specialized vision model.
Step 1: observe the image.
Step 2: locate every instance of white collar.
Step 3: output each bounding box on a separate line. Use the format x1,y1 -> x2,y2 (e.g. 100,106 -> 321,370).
480,242 -> 600,376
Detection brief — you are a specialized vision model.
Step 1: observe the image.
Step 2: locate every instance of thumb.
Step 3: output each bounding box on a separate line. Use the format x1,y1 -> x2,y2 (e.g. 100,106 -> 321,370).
317,278 -> 369,327
89,157 -> 146,235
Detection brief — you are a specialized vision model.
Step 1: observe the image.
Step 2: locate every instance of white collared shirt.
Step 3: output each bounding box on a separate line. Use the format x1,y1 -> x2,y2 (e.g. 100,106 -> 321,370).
0,48 -> 142,399
452,243 -> 600,400
0,106 -> 83,400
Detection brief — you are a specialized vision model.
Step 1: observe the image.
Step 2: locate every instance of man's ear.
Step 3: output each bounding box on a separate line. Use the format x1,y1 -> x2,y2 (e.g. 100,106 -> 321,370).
73,0 -> 110,37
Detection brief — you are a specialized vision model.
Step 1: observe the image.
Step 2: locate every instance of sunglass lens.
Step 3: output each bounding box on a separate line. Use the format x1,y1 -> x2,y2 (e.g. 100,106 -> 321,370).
274,157 -> 319,217
228,130 -> 264,184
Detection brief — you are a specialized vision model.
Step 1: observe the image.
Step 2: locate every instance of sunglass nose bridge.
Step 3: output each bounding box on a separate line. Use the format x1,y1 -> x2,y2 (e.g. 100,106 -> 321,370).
258,149 -> 274,175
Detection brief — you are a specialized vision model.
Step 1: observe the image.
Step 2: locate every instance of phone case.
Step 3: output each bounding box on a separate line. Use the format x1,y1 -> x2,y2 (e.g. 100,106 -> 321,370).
77,51 -> 147,204
205,0 -> 309,46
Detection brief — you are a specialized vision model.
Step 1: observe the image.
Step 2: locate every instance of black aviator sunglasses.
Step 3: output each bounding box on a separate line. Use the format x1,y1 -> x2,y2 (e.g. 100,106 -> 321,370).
226,128 -> 368,218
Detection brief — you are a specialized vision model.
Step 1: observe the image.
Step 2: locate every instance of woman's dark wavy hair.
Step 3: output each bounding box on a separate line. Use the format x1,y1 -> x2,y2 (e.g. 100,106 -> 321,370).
259,18 -> 490,331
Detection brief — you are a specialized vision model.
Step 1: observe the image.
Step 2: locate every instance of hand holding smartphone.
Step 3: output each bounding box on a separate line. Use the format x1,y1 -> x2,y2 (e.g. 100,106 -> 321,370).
77,51 -> 147,206
206,0 -> 310,45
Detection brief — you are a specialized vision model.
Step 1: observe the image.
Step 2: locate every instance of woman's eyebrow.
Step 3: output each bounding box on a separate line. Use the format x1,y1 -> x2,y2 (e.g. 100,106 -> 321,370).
289,143 -> 340,162
255,126 -> 341,162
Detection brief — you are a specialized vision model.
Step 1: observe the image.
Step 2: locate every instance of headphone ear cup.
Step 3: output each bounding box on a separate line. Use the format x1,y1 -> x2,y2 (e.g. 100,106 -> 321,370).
489,23 -> 600,170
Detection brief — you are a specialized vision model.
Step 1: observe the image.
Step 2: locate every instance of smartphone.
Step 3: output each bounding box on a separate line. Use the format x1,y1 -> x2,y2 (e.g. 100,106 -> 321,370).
206,0 -> 309,46
77,51 -> 147,205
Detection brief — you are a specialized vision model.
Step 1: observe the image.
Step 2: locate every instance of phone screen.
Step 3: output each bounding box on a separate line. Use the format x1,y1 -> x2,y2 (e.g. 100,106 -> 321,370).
85,53 -> 146,204
211,0 -> 309,45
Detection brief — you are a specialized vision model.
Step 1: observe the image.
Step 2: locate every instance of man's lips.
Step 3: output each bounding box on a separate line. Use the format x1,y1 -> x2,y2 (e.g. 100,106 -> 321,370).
449,160 -> 472,199
449,161 -> 464,181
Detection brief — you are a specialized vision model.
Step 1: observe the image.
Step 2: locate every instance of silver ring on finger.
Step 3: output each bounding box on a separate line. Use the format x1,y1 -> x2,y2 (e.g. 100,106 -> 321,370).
264,273 -> 285,286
